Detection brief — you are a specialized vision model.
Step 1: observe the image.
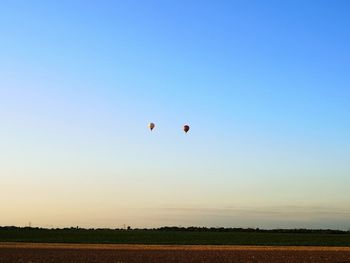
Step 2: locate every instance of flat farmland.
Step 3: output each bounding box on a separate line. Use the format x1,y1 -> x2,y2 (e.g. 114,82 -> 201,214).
1,243 -> 350,263
2,228 -> 350,246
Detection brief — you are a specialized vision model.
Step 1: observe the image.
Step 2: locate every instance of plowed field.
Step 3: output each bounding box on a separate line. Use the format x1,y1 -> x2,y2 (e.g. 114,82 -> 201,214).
1,243 -> 350,263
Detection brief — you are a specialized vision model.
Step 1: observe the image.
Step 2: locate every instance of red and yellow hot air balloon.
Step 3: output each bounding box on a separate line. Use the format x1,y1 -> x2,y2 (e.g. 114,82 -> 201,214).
183,124 -> 190,133
148,122 -> 155,131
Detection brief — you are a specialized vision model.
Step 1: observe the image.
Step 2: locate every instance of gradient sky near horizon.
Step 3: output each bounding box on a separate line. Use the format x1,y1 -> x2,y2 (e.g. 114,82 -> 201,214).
1,0 -> 350,230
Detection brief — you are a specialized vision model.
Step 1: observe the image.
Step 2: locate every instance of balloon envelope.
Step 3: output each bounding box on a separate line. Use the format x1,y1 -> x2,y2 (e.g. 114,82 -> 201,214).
148,122 -> 155,131
183,125 -> 190,133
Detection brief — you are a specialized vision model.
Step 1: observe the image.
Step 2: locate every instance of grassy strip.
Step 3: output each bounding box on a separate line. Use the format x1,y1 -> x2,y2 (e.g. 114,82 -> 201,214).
1,228 -> 350,246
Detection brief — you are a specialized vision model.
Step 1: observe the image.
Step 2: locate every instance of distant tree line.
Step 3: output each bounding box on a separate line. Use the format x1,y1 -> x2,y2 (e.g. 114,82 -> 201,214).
156,226 -> 349,234
0,226 -> 348,234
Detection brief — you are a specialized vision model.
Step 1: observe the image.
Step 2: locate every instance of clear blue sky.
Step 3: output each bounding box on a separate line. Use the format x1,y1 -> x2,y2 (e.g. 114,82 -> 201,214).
1,0 -> 350,229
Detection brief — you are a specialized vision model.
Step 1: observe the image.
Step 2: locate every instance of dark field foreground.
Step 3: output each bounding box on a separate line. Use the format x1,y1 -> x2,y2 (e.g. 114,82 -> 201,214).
1,243 -> 350,263
2,228 -> 350,246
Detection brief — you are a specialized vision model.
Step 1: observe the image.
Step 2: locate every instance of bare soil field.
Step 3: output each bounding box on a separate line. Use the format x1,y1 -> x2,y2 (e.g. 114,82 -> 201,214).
1,243 -> 350,263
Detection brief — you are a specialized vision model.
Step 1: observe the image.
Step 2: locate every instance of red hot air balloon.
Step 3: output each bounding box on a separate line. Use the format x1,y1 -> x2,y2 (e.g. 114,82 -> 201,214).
183,125 -> 190,133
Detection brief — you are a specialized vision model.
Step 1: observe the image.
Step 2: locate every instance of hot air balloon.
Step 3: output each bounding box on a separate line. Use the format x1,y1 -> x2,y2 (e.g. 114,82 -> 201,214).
183,125 -> 190,133
148,122 -> 155,131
